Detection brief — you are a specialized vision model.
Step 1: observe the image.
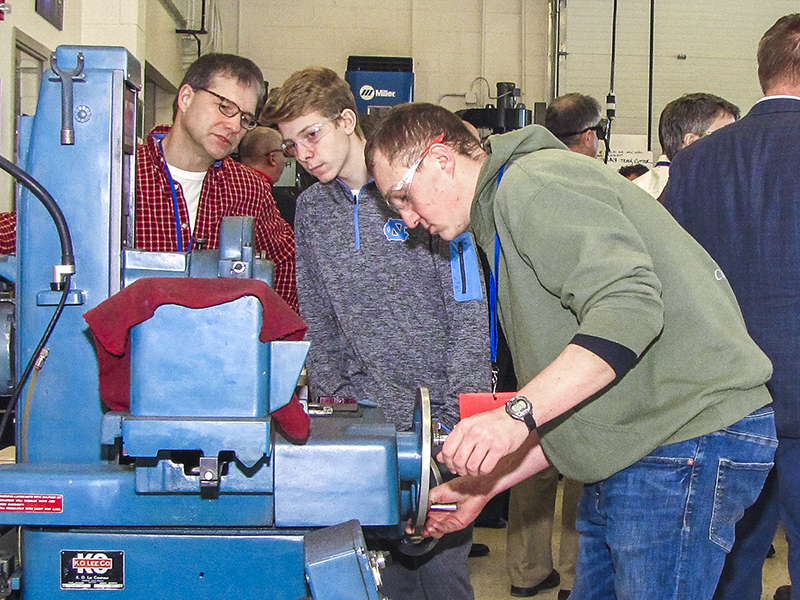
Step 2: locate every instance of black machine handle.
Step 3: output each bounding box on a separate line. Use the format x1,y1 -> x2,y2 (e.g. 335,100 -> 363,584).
50,52 -> 85,146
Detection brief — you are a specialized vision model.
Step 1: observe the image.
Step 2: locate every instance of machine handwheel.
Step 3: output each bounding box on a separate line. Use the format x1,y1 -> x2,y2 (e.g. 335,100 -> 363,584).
397,388 -> 442,557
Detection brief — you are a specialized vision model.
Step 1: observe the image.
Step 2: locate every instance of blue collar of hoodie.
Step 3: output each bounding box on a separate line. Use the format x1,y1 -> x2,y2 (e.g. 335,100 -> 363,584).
334,178 -> 376,250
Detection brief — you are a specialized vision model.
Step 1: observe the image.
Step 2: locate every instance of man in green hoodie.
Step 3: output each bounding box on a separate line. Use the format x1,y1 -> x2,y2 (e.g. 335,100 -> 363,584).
366,102 -> 777,600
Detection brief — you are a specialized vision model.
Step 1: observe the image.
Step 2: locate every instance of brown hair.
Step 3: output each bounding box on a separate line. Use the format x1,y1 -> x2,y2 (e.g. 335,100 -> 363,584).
173,53 -> 264,119
259,66 -> 363,138
365,103 -> 483,172
658,93 -> 740,160
758,14 -> 800,93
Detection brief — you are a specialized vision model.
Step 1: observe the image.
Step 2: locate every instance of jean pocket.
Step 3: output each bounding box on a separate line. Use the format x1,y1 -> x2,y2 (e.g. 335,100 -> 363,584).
722,407 -> 777,444
710,459 -> 774,551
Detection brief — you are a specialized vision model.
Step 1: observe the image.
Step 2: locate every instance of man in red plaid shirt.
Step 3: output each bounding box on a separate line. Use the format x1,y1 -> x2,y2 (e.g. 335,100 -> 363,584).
0,53 -> 298,312
136,53 -> 297,311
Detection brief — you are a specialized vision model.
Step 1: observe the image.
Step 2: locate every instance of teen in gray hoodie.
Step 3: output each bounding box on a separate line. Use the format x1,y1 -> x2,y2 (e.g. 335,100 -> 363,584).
261,68 -> 491,600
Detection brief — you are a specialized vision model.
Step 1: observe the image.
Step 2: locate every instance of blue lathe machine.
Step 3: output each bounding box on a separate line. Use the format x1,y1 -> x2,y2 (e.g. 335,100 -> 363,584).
0,46 -> 444,599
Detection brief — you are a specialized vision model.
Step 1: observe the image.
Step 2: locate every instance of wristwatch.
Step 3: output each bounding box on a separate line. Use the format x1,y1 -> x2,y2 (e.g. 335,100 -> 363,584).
505,395 -> 537,432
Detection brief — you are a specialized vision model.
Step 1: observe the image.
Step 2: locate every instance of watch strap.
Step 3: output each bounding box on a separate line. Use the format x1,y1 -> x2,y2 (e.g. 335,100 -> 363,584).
521,411 -> 537,432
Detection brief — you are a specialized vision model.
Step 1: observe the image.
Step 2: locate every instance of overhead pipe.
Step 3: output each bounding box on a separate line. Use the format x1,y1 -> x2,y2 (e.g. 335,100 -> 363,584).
547,0 -> 563,101
604,0 -> 620,163
647,0 -> 655,151
176,0 -> 208,59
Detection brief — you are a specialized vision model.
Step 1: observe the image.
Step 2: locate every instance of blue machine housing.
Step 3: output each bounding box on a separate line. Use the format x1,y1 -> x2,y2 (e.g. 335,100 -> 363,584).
345,55 -> 413,115
0,46 -> 434,599
304,520 -> 384,600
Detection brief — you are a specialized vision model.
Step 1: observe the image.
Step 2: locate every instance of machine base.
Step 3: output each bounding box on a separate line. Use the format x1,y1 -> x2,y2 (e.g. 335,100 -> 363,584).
20,527 -> 307,599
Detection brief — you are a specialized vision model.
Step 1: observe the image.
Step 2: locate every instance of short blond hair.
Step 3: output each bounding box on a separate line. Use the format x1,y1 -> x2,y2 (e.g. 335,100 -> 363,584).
259,66 -> 363,138
758,14 -> 800,93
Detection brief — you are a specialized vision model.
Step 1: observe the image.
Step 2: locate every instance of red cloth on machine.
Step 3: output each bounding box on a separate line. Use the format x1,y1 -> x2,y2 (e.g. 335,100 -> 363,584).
84,277 -> 310,441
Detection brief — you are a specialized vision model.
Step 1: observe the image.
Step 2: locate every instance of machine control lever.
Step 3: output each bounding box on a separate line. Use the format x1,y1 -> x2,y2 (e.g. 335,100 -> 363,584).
198,456 -> 220,499
367,549 -> 389,592
50,52 -> 85,145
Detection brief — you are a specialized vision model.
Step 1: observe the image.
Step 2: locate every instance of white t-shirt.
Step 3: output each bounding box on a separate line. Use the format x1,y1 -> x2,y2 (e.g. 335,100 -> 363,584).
167,164 -> 207,232
634,155 -> 670,199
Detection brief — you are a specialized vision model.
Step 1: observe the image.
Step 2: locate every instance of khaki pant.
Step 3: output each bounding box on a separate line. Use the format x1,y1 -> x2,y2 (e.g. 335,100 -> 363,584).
506,465 -> 582,588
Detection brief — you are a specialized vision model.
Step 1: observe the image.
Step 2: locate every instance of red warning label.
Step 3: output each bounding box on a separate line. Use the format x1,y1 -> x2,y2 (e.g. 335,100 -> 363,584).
0,494 -> 63,513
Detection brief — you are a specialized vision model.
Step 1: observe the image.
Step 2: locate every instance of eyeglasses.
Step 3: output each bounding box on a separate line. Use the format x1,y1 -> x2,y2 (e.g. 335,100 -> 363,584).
383,133 -> 446,212
591,118 -> 609,141
281,114 -> 341,157
199,88 -> 258,131
558,118 -> 609,141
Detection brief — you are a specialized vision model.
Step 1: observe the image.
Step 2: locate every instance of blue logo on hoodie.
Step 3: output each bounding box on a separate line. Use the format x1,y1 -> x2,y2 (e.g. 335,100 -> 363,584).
384,219 -> 409,242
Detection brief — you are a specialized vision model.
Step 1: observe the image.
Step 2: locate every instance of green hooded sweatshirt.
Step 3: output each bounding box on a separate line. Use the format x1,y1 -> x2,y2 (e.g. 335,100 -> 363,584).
470,125 -> 772,483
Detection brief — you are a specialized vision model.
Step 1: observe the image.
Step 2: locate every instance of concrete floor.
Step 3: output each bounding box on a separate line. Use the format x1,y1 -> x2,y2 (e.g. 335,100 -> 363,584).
469,481 -> 790,600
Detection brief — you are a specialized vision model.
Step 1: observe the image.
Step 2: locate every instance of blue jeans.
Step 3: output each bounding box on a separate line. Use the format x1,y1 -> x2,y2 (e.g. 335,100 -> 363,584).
712,465 -> 779,600
571,407 -> 777,600
715,437 -> 800,600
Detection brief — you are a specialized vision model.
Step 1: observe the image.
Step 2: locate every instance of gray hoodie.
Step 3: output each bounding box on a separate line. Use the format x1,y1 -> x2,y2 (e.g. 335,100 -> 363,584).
295,178 -> 491,431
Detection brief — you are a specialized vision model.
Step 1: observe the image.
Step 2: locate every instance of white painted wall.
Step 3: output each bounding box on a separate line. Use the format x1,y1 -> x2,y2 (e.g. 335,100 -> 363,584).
145,0 -> 190,128
239,0 -> 552,114
81,0 -> 145,56
0,1 -> 83,209
558,0 -> 800,157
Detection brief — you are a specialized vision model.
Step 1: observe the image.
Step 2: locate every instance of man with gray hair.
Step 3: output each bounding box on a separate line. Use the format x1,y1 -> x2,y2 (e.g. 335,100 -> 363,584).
636,93 -> 739,199
239,126 -> 296,224
544,93 -> 607,158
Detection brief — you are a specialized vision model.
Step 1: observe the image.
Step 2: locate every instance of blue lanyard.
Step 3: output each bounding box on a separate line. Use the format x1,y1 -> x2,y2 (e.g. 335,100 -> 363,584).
157,139 -> 186,252
353,189 -> 361,250
489,233 -> 500,363
488,164 -> 506,390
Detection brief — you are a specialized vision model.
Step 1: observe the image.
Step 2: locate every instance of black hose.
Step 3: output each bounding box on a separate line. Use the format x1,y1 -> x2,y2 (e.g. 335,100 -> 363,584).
609,0 -> 618,96
0,154 -> 75,446
604,0 -> 620,164
0,155 -> 73,266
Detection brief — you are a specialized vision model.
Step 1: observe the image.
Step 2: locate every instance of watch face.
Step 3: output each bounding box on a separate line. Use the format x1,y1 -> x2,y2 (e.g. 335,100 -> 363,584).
509,398 -> 529,416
